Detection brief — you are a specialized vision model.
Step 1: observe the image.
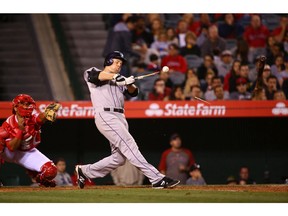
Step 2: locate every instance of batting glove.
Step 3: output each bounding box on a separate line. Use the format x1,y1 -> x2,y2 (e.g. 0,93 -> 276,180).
112,74 -> 126,86
125,76 -> 135,85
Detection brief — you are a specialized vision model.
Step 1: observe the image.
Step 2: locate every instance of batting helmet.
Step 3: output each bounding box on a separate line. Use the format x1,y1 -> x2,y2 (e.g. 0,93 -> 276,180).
12,94 -> 36,117
104,51 -> 127,67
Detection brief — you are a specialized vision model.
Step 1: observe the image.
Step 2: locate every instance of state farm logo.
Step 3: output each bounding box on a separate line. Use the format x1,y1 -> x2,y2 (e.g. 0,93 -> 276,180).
145,103 -> 226,117
272,102 -> 288,115
145,103 -> 164,116
39,104 -> 94,117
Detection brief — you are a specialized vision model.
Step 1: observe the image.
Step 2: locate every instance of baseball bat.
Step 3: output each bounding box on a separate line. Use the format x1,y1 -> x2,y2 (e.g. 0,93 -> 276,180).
134,66 -> 169,80
254,55 -> 267,93
134,71 -> 161,80
193,96 -> 211,105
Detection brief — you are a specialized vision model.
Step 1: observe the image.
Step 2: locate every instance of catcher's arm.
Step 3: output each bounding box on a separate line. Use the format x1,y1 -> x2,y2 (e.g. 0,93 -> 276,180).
39,102 -> 61,123
253,55 -> 267,95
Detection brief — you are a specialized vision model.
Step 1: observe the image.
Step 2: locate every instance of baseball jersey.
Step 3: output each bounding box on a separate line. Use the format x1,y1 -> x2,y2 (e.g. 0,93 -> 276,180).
1,112 -> 43,151
158,148 -> 195,184
83,67 -> 138,110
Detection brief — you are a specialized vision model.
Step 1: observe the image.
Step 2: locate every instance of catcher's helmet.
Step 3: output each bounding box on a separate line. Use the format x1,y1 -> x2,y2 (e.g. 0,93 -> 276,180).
104,51 -> 127,67
12,94 -> 36,117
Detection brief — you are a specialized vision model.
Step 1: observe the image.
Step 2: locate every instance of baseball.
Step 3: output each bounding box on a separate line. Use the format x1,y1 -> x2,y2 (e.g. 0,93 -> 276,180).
162,66 -> 169,73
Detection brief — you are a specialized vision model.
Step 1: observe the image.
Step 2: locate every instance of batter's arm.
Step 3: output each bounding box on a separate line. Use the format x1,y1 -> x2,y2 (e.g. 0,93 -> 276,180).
126,84 -> 138,97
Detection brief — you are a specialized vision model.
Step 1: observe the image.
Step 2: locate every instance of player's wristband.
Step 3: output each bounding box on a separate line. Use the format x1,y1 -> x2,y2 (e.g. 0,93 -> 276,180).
15,129 -> 23,139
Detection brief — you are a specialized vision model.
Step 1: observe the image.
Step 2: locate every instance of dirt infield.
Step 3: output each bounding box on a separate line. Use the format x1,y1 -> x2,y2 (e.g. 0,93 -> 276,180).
1,184 -> 287,193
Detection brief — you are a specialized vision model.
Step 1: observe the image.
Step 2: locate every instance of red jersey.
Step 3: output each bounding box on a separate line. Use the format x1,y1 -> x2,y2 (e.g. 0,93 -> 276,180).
158,148 -> 195,184
161,55 -> 188,74
243,25 -> 270,48
148,87 -> 171,101
1,112 -> 43,151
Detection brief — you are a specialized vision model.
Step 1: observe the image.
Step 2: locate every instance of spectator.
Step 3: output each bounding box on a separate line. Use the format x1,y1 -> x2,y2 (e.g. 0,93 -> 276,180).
218,13 -> 244,39
189,13 -> 212,37
283,30 -> 288,56
271,15 -> 288,43
148,78 -> 171,101
273,90 -> 287,100
54,158 -> 73,187
183,74 -> 201,99
169,85 -> 185,100
200,70 -> 215,93
111,159 -> 144,186
159,68 -> 174,89
233,38 -> 250,64
223,59 -> 241,93
102,15 -> 138,76
186,163 -> 206,186
215,50 -> 234,79
150,30 -> 169,58
200,25 -> 227,58
131,16 -> 154,63
265,75 -> 279,100
190,85 -> 204,101
132,15 -> 154,48
251,64 -> 271,92
226,175 -> 237,185
145,14 -> 165,31
277,56 -> 288,87
161,43 -> 188,85
158,133 -> 195,184
146,53 -> 161,72
175,19 -> 189,48
149,17 -> 165,41
213,84 -> 227,100
271,54 -> 285,80
161,43 -> 188,74
166,27 -> 179,46
179,31 -> 201,57
229,77 -> 252,100
243,14 -> 270,63
204,76 -> 229,101
239,63 -> 253,92
266,35 -> 278,66
251,88 -> 267,100
238,166 -> 256,185
197,54 -> 219,81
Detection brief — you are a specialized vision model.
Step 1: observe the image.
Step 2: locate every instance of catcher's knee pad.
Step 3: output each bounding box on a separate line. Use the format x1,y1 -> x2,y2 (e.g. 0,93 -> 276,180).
39,161 -> 57,181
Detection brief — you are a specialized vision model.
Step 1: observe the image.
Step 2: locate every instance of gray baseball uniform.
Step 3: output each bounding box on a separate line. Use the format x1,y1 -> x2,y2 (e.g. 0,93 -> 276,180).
80,67 -> 164,184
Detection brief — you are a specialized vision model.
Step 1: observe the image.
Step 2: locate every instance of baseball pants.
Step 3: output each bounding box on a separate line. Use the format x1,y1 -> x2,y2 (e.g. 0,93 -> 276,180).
80,111 -> 164,184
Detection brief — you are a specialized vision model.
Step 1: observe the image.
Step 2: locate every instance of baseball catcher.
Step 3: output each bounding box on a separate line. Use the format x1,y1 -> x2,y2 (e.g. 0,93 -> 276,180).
0,94 -> 61,187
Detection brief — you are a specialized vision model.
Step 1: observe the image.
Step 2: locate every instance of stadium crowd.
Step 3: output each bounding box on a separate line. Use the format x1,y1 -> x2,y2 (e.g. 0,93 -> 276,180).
103,13 -> 288,101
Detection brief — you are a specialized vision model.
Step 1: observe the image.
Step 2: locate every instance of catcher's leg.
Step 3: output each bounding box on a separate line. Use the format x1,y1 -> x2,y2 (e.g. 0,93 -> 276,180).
27,161 -> 57,187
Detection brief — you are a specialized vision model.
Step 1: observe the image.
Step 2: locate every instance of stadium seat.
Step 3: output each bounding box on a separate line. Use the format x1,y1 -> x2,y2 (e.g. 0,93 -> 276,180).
185,54 -> 203,70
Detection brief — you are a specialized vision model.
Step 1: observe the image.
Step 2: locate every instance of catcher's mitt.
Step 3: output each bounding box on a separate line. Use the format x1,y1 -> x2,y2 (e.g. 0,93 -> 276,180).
44,102 -> 61,122
253,55 -> 267,96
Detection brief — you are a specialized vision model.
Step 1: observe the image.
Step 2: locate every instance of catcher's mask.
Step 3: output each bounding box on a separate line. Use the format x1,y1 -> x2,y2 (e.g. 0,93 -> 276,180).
12,94 -> 36,118
104,51 -> 127,67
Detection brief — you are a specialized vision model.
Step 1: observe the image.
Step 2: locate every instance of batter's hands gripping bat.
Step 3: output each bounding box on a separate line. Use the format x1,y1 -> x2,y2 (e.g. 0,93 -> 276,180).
134,66 -> 169,80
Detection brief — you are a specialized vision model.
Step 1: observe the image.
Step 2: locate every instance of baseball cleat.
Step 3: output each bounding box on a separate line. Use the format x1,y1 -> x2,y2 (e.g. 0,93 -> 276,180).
152,177 -> 180,189
75,165 -> 87,189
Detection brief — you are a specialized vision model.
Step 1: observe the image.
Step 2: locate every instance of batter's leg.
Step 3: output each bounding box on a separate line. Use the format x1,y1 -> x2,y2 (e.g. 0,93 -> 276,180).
96,112 -> 164,184
80,147 -> 126,179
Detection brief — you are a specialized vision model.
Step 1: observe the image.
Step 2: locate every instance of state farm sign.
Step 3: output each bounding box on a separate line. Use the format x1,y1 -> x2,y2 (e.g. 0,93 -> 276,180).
145,103 -> 226,117
39,103 -> 95,118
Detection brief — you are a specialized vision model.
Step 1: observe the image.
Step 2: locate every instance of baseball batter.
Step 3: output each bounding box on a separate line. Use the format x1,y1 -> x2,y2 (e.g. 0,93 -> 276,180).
0,94 -> 61,187
76,51 -> 180,189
